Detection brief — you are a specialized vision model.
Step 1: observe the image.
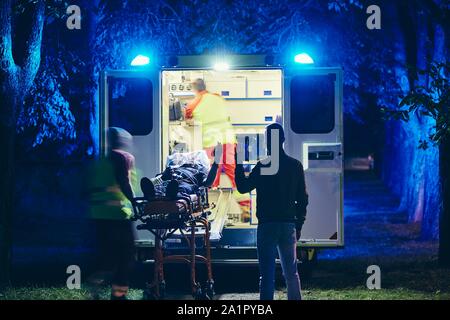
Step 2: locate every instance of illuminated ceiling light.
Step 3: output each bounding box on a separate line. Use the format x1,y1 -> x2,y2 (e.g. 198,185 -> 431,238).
131,54 -> 150,66
213,62 -> 230,71
294,53 -> 314,64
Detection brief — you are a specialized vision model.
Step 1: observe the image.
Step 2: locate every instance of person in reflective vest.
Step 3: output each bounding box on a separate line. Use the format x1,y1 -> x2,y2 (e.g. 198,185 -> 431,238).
185,79 -> 250,221
88,127 -> 136,300
185,79 -> 236,187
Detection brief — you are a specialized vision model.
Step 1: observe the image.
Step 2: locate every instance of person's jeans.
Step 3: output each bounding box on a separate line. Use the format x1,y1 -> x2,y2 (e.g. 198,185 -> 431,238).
257,222 -> 302,300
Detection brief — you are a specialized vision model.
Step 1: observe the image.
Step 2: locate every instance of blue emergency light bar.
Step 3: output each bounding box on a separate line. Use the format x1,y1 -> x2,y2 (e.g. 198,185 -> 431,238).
131,55 -> 150,66
294,53 -> 314,64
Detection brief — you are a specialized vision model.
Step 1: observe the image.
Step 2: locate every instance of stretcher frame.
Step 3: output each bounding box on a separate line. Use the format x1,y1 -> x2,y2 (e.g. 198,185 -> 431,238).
132,187 -> 214,300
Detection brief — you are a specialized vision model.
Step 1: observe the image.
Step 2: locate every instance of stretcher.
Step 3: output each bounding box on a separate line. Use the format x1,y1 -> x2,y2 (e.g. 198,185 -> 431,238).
132,186 -> 214,300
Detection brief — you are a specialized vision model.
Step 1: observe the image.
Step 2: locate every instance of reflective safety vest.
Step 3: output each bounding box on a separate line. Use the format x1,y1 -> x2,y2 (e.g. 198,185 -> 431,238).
88,158 -> 133,220
192,92 -> 236,148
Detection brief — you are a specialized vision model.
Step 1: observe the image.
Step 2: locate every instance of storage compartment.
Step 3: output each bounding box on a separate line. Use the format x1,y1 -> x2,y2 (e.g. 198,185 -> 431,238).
247,79 -> 282,98
206,79 -> 246,99
228,100 -> 281,125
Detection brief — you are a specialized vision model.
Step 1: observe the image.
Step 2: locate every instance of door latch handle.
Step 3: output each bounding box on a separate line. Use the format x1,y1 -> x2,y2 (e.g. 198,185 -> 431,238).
308,151 -> 335,161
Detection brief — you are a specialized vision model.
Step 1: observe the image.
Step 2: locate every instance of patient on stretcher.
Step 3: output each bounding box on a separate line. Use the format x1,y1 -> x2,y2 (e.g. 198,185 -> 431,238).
141,144 -> 222,201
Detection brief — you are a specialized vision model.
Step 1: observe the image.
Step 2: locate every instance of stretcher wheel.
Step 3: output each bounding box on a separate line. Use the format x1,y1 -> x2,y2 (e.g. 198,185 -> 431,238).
142,281 -> 166,300
204,280 -> 215,300
193,282 -> 214,300
193,283 -> 208,300
158,281 -> 166,299
142,288 -> 156,300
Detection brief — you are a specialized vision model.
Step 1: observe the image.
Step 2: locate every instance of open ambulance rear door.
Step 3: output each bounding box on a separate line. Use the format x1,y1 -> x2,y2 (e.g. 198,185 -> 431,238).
99,69 -> 161,244
283,67 -> 344,247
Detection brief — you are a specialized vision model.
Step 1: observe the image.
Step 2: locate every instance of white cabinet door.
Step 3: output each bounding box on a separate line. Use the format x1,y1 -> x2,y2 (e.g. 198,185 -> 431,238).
206,80 -> 246,98
247,80 -> 282,98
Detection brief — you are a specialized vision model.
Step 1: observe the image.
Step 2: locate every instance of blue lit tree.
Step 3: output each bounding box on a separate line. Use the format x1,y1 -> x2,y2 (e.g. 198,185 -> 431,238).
0,0 -> 80,287
384,62 -> 450,265
0,0 -> 45,287
380,0 -> 448,253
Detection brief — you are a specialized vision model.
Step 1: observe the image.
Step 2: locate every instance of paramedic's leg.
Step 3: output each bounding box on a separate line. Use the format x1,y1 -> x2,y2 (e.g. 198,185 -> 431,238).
111,220 -> 135,300
222,143 -> 237,188
257,223 -> 278,300
224,143 -> 251,221
88,220 -> 114,299
206,143 -> 238,188
278,223 -> 302,300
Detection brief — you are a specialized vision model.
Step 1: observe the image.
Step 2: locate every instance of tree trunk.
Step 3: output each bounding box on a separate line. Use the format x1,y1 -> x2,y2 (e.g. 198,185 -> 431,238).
0,100 -> 17,287
0,0 -> 44,288
0,72 -> 21,288
439,138 -> 450,267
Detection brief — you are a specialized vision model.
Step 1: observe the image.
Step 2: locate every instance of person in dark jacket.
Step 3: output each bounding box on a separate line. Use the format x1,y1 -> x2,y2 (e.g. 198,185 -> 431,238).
235,123 -> 308,300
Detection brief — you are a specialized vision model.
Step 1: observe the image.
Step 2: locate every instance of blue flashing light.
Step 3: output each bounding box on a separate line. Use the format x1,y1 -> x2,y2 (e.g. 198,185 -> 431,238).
294,53 -> 314,64
131,54 -> 150,66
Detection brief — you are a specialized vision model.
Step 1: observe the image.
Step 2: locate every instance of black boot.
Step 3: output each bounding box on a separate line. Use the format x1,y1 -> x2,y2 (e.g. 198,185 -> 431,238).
141,177 -> 155,200
161,168 -> 173,181
166,180 -> 179,200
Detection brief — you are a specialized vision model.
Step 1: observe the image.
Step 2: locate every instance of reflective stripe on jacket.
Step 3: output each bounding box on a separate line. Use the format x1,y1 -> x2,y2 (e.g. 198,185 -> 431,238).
88,158 -> 133,220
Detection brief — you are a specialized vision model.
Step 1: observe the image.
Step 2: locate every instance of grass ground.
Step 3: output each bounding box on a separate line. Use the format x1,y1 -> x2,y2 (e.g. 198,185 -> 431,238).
1,171 -> 450,300
2,261 -> 450,300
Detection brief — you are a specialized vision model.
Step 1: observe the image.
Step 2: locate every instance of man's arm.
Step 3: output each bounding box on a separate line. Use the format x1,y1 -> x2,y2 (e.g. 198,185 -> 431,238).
203,143 -> 222,188
111,152 -> 135,202
203,162 -> 219,188
184,95 -> 201,119
234,146 -> 258,194
295,162 -> 308,235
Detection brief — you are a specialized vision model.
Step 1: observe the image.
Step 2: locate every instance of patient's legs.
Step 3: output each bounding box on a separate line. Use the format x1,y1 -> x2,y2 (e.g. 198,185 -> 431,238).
141,167 -> 201,200
141,177 -> 182,200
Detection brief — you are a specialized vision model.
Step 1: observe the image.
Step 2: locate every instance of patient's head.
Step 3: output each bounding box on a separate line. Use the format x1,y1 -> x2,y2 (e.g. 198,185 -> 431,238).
266,123 -> 285,155
166,150 -> 210,174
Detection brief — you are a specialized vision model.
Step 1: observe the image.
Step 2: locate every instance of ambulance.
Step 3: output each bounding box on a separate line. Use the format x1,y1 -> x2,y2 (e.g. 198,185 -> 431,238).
99,54 -> 344,264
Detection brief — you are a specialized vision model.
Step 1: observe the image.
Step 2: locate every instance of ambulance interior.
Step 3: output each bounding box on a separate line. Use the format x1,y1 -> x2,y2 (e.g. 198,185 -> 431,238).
161,69 -> 283,232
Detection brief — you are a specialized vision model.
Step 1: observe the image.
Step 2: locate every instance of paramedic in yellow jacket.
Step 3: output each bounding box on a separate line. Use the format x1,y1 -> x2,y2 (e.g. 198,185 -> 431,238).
88,127 -> 136,300
185,78 -> 237,189
185,79 -> 251,222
